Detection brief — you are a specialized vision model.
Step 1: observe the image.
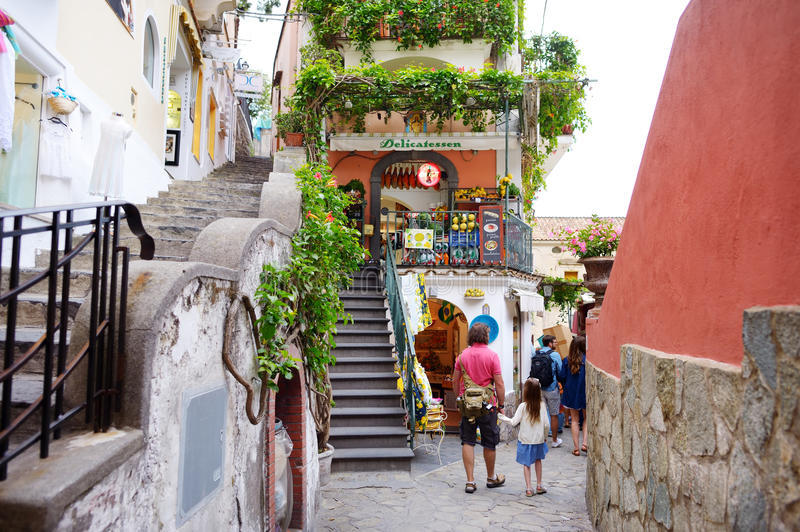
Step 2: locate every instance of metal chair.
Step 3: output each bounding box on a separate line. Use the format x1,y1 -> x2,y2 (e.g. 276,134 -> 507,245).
415,404 -> 448,464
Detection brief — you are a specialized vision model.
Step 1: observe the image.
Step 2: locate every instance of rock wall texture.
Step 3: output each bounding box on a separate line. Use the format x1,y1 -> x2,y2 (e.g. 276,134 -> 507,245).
586,306 -> 800,531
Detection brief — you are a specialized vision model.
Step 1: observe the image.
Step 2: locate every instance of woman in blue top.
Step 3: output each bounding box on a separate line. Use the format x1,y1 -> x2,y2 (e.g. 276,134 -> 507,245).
559,335 -> 587,456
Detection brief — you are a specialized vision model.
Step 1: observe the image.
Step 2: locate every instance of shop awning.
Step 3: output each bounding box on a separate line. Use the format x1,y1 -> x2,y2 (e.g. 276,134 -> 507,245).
330,132 -> 521,152
513,289 -> 545,313
168,5 -> 203,64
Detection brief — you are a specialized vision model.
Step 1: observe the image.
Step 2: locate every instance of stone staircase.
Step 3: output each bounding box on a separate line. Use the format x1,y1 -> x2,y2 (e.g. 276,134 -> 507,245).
328,264 -> 414,472
0,156 -> 272,444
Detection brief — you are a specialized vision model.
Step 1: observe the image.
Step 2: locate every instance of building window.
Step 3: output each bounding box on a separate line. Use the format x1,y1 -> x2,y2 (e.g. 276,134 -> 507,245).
143,17 -> 157,87
551,246 -> 563,254
565,271 -> 579,281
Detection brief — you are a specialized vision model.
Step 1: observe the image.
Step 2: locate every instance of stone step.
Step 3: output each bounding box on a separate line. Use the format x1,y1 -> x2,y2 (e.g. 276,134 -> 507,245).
336,318 -> 390,331
328,426 -> 409,449
0,327 -> 71,374
340,294 -> 387,308
1,268 -> 94,297
121,222 -> 205,241
0,293 -> 83,329
122,236 -> 193,258
331,447 -> 414,473
328,371 -> 398,390
329,356 -> 396,373
331,389 -> 402,409
332,330 -> 391,344
146,195 -> 260,211
129,213 -> 218,230
138,203 -> 259,219
166,180 -> 264,195
157,188 -> 260,203
329,406 -> 408,428
339,286 -> 384,296
342,307 -> 388,320
332,343 -> 394,358
37,250 -> 185,269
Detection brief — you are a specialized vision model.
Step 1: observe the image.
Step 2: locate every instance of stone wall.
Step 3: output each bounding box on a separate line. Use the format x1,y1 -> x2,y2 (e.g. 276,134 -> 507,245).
586,306 -> 800,531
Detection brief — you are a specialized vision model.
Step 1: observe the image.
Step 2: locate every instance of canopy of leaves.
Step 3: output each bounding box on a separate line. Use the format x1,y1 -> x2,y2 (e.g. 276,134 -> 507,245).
298,0 -> 517,59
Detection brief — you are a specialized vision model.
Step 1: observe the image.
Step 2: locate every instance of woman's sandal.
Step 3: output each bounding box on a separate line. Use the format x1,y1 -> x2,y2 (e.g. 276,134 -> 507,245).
536,486 -> 547,495
572,449 -> 581,456
465,482 -> 477,493
525,489 -> 534,497
581,445 -> 588,453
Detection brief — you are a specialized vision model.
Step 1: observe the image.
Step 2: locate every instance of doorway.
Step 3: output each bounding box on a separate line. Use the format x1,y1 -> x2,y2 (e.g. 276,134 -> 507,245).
0,56 -> 43,208
413,297 -> 468,431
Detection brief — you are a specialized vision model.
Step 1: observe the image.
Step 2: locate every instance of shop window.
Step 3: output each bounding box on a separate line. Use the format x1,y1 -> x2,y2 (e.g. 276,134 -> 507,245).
191,67 -> 203,161
106,0 -> 134,33
565,271 -> 579,281
143,17 -> 157,87
207,94 -> 217,161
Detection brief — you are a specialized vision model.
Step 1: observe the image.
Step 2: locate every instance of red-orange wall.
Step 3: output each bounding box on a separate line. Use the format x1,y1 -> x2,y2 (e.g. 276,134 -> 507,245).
328,149 -> 496,224
588,0 -> 800,376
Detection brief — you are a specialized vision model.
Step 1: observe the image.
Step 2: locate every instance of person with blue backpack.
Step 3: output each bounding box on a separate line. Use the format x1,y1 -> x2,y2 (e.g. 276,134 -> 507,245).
529,334 -> 563,447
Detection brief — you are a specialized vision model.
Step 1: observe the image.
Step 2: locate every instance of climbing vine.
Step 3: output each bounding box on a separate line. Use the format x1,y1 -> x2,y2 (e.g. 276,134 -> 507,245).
538,275 -> 586,320
254,163 -> 365,448
298,0 -> 518,59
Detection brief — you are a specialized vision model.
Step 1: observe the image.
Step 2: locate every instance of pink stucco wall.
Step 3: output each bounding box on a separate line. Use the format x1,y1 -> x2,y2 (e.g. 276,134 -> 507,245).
587,0 -> 800,376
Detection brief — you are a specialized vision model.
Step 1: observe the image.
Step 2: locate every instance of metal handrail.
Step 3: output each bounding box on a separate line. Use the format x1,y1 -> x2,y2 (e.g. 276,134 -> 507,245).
0,201 -> 153,480
381,209 -> 534,273
384,248 -> 417,447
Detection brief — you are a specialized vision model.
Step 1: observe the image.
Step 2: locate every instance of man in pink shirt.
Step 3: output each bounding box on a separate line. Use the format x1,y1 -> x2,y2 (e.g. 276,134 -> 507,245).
452,323 -> 506,493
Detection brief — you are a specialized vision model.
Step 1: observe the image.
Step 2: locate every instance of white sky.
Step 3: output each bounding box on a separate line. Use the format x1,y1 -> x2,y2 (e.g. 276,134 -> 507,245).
238,0 -> 691,217
527,0 -> 691,216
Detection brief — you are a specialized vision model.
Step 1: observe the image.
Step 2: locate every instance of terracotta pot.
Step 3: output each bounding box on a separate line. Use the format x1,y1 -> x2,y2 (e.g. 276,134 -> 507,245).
318,443 -> 335,486
284,132 -> 304,147
579,256 -> 615,318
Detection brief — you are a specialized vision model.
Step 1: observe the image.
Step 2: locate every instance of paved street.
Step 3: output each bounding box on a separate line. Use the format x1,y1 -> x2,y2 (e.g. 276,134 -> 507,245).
315,434 -> 591,531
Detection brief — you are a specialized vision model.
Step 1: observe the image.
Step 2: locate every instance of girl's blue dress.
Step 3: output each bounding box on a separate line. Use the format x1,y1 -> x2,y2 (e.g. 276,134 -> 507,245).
516,441 -> 548,466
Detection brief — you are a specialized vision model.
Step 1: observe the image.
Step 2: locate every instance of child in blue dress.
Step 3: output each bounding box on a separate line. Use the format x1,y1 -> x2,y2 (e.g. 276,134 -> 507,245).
498,378 -> 550,496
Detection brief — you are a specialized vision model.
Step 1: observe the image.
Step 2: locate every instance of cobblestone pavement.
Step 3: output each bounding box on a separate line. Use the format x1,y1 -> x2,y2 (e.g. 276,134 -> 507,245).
315,434 -> 591,531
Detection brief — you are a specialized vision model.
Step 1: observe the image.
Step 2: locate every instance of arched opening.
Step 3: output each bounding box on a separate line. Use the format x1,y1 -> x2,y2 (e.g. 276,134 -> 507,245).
369,151 -> 458,258
414,297 -> 468,430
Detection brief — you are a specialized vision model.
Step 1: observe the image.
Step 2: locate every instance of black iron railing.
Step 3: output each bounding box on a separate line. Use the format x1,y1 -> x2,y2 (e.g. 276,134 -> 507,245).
0,201 -> 154,480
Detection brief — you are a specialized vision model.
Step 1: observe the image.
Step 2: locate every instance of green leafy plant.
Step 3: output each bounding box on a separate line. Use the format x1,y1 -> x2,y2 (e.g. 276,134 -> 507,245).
274,110 -> 306,140
298,0 -> 518,59
538,275 -> 586,321
238,0 -> 281,14
558,215 -> 621,258
255,163 -> 366,450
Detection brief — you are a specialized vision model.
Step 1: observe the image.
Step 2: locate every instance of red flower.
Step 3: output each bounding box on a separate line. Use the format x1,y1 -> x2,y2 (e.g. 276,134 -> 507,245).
313,172 -> 322,180
437,23 -> 442,28
398,9 -> 403,15
419,44 -> 423,48
325,212 -> 335,223
398,37 -> 402,42
496,2 -> 500,5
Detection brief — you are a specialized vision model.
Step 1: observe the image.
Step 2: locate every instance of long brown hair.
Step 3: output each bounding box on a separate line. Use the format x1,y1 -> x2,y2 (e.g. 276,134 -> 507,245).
523,378 -> 542,424
568,335 -> 586,374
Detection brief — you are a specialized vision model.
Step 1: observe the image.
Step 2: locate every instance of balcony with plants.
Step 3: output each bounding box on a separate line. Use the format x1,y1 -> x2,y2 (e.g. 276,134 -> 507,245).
298,0 -> 519,61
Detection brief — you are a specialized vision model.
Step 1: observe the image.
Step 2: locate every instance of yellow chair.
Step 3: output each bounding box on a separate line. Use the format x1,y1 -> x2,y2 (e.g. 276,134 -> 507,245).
415,404 -> 448,464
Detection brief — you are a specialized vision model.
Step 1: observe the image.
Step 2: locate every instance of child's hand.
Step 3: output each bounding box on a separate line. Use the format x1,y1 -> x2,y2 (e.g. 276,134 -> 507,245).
497,413 -> 512,423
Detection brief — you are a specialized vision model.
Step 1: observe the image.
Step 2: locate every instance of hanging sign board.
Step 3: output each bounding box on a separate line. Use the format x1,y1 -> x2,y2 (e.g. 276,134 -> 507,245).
479,205 -> 504,265
233,71 -> 264,97
202,43 -> 241,63
417,163 -> 441,187
404,229 -> 434,249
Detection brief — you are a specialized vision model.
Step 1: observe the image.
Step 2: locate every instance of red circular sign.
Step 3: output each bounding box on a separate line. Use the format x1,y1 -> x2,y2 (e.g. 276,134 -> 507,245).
417,163 -> 441,187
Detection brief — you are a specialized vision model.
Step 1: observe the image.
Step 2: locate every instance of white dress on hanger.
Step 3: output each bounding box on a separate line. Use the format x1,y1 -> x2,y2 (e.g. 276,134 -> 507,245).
89,115 -> 132,198
39,120 -> 72,178
0,32 -> 15,152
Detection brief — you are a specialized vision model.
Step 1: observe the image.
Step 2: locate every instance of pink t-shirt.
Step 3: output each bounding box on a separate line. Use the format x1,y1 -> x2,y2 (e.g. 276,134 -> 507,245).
455,343 -> 501,400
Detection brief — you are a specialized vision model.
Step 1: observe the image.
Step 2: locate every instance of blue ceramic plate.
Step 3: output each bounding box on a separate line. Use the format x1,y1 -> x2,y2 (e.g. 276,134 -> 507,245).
470,314 -> 499,343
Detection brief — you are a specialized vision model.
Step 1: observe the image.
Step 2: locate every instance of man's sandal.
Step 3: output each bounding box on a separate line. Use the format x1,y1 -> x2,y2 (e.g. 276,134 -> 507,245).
465,482 -> 477,493
486,473 -> 506,488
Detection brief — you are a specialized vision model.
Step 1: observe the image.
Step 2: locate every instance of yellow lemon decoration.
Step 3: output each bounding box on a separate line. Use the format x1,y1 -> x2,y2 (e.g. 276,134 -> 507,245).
468,213 -> 475,222
468,222 -> 475,231
415,232 -> 425,242
452,216 -> 459,224
451,223 -> 459,231
459,222 -> 467,231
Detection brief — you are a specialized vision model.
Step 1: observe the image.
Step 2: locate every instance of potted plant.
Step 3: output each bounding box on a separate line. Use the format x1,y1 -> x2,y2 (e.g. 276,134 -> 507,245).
274,109 -> 306,146
558,215 -> 621,317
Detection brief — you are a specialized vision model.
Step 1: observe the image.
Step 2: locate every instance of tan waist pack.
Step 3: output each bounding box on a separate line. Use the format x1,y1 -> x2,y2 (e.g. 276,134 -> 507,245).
456,359 -> 494,420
